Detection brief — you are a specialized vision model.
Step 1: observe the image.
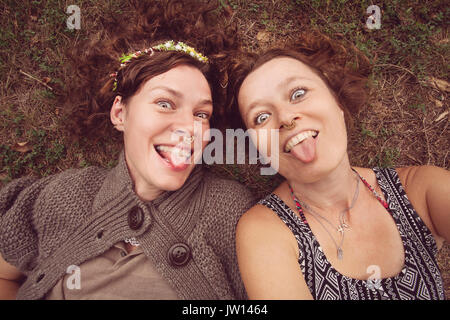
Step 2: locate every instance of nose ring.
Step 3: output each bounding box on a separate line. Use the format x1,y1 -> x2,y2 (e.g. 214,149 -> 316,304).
282,119 -> 296,130
183,135 -> 195,143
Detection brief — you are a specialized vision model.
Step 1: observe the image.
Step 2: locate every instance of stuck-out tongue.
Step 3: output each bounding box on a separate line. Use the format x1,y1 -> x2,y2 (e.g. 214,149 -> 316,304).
289,136 -> 317,163
160,148 -> 190,171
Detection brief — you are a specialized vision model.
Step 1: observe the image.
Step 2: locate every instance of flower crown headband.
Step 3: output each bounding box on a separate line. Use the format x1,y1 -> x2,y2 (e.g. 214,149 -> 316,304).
110,40 -> 208,91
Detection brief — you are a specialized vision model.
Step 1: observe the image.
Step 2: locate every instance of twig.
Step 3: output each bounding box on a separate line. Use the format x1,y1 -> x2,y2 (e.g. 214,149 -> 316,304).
443,151 -> 448,168
422,117 -> 432,165
373,63 -> 417,79
19,69 -> 53,91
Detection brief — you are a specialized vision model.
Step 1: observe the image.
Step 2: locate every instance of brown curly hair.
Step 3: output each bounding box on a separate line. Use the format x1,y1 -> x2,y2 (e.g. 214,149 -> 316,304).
225,32 -> 372,133
63,0 -> 238,144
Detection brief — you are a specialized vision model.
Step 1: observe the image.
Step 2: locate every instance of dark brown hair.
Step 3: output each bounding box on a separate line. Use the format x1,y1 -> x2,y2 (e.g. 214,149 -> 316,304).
64,0 -> 238,144
225,32 -> 372,132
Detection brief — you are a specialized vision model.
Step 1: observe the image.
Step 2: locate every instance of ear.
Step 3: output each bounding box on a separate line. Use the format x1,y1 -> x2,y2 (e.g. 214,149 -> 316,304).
110,96 -> 126,132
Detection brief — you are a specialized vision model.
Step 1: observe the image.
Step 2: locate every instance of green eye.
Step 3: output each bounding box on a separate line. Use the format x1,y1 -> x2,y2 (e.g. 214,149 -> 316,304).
290,88 -> 306,101
255,113 -> 270,125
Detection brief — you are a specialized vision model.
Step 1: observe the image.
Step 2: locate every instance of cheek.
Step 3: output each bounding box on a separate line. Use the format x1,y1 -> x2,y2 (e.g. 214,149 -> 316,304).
200,122 -> 211,149
127,111 -> 168,137
251,128 -> 278,158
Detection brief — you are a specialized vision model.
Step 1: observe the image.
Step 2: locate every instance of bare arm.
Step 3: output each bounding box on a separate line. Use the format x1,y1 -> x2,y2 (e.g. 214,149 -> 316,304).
0,253 -> 24,300
236,205 -> 313,299
399,166 -> 450,246
420,166 -> 450,242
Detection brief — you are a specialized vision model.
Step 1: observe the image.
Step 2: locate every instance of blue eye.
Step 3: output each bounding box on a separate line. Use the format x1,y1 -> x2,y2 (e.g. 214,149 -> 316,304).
195,112 -> 210,120
254,113 -> 270,125
157,101 -> 174,109
290,88 -> 306,101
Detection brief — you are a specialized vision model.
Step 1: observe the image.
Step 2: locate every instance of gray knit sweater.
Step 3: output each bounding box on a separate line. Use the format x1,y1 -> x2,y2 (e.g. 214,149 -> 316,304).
0,151 -> 256,300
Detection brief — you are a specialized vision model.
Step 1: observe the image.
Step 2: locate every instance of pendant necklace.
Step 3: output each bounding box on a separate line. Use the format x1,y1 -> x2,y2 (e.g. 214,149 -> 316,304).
289,170 -> 360,260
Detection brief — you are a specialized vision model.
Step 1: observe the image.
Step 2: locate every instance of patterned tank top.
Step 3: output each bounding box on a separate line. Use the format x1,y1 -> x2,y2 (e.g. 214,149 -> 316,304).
259,167 -> 445,300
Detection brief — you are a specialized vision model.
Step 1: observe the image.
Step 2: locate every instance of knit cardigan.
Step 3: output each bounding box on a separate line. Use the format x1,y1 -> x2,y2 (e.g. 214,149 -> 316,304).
0,151 -> 257,300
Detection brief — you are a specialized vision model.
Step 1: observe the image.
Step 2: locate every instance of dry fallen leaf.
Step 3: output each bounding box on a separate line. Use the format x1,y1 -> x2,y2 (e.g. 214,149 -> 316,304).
256,31 -> 270,43
424,77 -> 450,92
42,77 -> 51,84
433,99 -> 443,108
434,111 -> 448,122
12,141 -> 32,153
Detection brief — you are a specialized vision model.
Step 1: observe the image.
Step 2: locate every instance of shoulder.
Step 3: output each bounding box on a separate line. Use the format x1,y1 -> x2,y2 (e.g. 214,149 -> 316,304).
395,165 -> 449,189
0,167 -> 101,215
237,201 -> 298,256
202,171 -> 258,212
0,166 -> 104,271
394,165 -> 450,205
40,166 -> 107,194
192,171 -> 259,240
236,201 -> 309,299
1,166 -> 107,236
395,165 -> 448,247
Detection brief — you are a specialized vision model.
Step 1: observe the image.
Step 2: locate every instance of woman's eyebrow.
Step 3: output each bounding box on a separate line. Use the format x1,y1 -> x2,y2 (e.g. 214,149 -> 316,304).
276,76 -> 312,90
149,85 -> 212,106
244,99 -> 268,121
243,76 -> 313,120
198,99 -> 213,107
150,85 -> 182,98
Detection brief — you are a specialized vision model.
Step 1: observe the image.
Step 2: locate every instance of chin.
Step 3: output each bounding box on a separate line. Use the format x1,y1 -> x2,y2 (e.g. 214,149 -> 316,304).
156,172 -> 192,192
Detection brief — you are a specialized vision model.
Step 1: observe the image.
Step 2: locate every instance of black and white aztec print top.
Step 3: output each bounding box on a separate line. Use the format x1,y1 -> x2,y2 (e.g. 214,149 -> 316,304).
258,167 -> 445,300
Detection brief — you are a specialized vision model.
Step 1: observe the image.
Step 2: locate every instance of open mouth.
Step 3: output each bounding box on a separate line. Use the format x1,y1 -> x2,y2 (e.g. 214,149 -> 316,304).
284,130 -> 319,153
155,145 -> 192,158
154,144 -> 193,168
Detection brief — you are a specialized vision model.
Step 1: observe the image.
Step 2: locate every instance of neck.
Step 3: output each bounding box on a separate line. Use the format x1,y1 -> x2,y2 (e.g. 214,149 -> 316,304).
135,183 -> 164,202
124,152 -> 164,202
289,157 -> 357,215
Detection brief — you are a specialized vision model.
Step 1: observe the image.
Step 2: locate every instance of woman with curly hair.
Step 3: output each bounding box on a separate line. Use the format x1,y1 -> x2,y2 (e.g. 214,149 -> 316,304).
0,0 -> 255,300
229,33 -> 449,300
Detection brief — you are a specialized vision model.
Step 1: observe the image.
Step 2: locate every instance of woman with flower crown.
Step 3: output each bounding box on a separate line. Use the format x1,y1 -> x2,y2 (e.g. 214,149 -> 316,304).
0,0 -> 255,300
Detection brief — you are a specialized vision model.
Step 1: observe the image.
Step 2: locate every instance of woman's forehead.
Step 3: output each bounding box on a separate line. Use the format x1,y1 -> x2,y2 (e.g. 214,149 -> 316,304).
246,58 -> 318,88
138,64 -> 211,98
238,57 -> 318,102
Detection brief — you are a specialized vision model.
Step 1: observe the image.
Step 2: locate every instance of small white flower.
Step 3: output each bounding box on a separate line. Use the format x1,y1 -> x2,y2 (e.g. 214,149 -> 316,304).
175,44 -> 182,50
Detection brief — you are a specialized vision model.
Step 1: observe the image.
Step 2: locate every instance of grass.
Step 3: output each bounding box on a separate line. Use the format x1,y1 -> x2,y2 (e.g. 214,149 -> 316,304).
0,0 -> 449,297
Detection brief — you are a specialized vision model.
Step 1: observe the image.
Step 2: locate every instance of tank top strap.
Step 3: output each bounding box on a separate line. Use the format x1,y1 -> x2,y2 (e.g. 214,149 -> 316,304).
258,194 -> 312,273
258,194 -> 310,237
372,167 -> 439,258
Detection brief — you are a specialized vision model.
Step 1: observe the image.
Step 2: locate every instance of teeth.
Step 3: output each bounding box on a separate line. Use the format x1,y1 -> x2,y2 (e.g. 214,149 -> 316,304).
155,145 -> 191,158
284,130 -> 318,153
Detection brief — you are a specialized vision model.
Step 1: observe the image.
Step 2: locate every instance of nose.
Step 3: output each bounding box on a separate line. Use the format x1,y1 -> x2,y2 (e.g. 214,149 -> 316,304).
279,115 -> 301,130
171,112 -> 197,144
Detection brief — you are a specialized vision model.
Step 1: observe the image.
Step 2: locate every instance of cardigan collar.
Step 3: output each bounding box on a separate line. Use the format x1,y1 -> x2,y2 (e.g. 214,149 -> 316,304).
93,149 -> 205,237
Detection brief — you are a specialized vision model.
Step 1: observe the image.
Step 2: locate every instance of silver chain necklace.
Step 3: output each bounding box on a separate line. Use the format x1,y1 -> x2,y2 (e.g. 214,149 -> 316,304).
293,172 -> 360,260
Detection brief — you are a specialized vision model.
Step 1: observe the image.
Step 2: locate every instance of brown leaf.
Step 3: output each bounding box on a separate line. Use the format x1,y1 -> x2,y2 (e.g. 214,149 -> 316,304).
434,111 -> 448,122
424,77 -> 450,92
12,141 -> 32,153
42,77 -> 51,84
256,31 -> 270,43
433,99 -> 443,108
